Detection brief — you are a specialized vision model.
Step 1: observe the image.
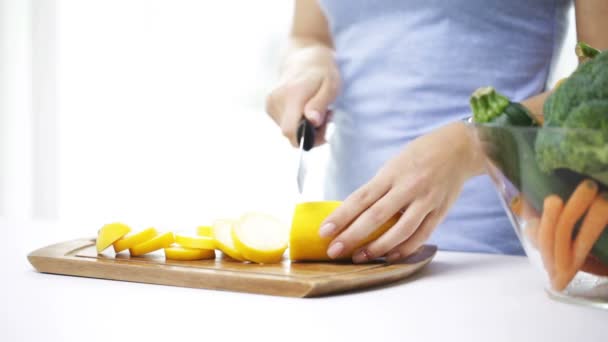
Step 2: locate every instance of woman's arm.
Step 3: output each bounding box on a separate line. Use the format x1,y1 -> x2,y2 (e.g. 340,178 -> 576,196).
521,0 -> 608,117
288,0 -> 333,53
266,0 -> 340,146
575,0 -> 608,51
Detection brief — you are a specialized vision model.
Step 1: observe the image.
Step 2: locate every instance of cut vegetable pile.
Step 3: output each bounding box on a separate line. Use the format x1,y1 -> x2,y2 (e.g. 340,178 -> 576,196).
95,212 -> 291,264
471,41 -> 608,291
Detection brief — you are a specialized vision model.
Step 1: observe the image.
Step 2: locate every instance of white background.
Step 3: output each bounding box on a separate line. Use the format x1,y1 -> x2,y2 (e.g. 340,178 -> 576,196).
1,0 -> 578,233
56,0 -> 300,229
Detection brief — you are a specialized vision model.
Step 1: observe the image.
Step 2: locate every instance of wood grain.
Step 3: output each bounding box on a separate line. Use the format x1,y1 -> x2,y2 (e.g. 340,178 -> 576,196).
28,239 -> 436,297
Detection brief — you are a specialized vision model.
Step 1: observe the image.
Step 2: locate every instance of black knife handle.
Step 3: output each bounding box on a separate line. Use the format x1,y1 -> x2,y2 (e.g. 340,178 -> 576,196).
297,118 -> 316,152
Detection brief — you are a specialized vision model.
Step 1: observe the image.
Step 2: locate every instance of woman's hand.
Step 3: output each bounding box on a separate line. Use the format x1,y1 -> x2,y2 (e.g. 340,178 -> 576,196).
265,45 -> 340,147
318,122 -> 486,263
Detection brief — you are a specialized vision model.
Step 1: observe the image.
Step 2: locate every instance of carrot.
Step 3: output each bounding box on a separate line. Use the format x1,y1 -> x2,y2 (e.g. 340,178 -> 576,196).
511,195 -> 540,220
556,249 -> 608,290
553,270 -> 577,291
554,179 -> 598,275
573,192 -> 608,271
521,198 -> 540,228
538,195 -> 564,278
521,199 -> 540,219
510,195 -> 523,217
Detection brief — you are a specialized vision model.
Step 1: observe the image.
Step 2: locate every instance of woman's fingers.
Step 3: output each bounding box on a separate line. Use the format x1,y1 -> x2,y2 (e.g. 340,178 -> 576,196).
265,89 -> 283,125
320,179 -> 390,246
352,200 -> 431,263
266,76 -> 323,147
304,77 -> 339,127
329,188 -> 412,260
281,78 -> 322,147
386,209 -> 443,262
265,63 -> 338,147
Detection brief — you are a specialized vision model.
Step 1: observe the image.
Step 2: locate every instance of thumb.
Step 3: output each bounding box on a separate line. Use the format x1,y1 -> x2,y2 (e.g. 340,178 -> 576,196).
303,78 -> 338,127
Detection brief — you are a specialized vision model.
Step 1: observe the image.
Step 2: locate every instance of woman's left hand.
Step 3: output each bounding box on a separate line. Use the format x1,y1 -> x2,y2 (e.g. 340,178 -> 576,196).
318,122 -> 486,263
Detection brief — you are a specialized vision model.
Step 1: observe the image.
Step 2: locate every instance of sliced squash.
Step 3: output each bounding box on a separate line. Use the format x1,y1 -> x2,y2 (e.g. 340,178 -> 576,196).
212,219 -> 244,261
232,213 -> 288,264
113,227 -> 158,253
175,234 -> 215,250
164,246 -> 215,261
96,222 -> 131,253
196,226 -> 214,237
130,232 -> 175,256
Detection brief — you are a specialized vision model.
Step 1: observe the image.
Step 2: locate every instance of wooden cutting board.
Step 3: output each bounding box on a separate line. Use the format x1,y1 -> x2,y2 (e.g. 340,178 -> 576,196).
28,239 -> 436,297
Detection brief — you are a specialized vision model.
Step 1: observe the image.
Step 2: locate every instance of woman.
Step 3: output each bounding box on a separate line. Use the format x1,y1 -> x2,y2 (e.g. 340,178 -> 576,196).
265,0 -> 608,262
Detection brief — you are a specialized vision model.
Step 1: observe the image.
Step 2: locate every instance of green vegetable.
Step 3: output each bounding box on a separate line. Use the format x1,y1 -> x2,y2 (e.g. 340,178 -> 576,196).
575,41 -> 601,61
470,87 -> 571,205
470,87 -> 601,262
538,42 -> 608,264
470,87 -> 539,126
471,43 -> 608,266
536,46 -> 608,185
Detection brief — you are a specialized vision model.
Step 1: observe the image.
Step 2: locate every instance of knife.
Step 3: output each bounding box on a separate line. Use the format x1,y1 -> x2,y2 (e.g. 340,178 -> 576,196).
296,118 -> 316,194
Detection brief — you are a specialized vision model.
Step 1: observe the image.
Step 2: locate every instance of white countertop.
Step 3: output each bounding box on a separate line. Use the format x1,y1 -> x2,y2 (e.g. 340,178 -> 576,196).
1,219 -> 606,342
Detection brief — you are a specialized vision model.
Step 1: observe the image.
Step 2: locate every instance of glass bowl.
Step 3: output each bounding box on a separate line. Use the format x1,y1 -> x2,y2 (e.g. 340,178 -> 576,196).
467,122 -> 608,309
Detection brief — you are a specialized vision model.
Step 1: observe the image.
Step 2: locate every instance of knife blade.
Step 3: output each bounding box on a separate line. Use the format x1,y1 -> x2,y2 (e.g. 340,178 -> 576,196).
296,118 -> 316,194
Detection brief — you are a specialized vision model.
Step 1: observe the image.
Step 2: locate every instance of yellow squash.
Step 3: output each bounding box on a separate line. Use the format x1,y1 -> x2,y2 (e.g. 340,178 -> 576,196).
196,226 -> 214,237
113,227 -> 158,253
289,201 -> 400,261
174,234 -> 216,250
96,222 -> 131,253
164,246 -> 215,261
212,219 -> 244,261
130,232 -> 175,256
232,212 -> 288,264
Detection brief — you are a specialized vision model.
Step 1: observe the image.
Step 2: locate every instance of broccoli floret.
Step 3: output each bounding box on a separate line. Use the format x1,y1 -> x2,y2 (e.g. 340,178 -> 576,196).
535,47 -> 608,181
576,42 -> 601,60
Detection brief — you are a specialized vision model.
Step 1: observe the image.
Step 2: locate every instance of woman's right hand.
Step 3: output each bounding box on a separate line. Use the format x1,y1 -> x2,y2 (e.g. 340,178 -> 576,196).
265,45 -> 340,147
